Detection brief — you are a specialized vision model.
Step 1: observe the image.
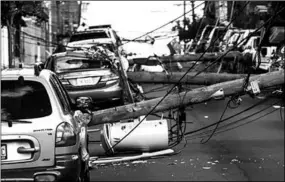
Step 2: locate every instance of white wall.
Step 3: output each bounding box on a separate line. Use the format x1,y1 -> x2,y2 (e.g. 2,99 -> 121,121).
1,27 -> 9,69
21,19 -> 47,65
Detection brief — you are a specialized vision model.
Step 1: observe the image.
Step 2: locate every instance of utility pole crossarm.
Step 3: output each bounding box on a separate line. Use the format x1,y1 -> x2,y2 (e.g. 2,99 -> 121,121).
89,70 -> 284,126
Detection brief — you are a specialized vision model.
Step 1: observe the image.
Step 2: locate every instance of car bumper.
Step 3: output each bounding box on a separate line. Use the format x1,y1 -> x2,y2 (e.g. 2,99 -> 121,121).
1,154 -> 81,182
66,83 -> 123,102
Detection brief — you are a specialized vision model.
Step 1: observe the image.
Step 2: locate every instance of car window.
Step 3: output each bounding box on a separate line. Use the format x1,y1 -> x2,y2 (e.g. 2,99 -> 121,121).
54,57 -> 111,73
1,80 -> 52,119
69,31 -> 109,42
50,75 -> 71,113
52,74 -> 73,110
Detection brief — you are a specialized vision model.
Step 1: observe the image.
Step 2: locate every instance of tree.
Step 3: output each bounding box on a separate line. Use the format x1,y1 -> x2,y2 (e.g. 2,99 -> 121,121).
1,1 -> 48,67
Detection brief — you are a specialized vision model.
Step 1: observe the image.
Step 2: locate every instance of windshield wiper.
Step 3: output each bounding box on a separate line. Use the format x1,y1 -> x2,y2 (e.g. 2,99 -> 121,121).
2,120 -> 32,127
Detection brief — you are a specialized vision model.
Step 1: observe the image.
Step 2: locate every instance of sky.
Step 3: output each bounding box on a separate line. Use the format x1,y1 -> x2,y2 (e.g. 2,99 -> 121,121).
83,1 -> 205,39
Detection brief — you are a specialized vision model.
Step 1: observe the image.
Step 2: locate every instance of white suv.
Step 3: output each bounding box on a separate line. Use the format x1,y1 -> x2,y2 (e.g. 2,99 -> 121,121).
1,65 -> 91,182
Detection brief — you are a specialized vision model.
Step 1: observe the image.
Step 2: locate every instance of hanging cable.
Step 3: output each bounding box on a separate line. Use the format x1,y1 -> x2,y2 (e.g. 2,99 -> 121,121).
183,96 -> 271,137
103,2 -> 252,154
187,102 -> 281,142
191,5 -> 285,80
200,99 -> 231,144
186,98 -> 281,140
165,2 -> 250,146
122,2 -> 205,45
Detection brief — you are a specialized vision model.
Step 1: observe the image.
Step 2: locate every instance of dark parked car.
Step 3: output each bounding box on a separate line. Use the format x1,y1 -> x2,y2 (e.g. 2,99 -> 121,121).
44,50 -> 123,106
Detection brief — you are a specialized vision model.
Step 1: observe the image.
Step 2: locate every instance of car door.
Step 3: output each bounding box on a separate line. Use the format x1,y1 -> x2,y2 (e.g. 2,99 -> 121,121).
1,78 -> 57,169
49,74 -> 79,133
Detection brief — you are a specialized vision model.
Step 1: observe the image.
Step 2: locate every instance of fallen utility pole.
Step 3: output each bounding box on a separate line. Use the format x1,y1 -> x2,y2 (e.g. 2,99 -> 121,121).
127,72 -> 249,85
89,70 -> 284,126
159,51 -> 244,63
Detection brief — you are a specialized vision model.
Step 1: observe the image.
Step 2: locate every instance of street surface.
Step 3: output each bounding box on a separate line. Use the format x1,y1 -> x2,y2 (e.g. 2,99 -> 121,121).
87,84 -> 284,181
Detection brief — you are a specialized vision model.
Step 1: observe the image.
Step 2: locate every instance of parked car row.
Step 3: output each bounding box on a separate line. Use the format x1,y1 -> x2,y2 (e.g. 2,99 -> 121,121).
48,24 -> 128,108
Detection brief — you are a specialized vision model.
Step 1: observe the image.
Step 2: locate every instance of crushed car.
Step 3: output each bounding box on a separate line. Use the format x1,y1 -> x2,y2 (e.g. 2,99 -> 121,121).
44,46 -> 124,107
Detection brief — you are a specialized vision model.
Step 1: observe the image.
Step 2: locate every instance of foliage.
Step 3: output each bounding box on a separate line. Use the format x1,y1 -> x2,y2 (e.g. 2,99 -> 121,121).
1,1 -> 48,28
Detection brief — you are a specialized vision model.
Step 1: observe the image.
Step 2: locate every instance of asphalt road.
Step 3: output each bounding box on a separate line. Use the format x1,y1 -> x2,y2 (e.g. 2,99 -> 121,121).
87,84 -> 284,181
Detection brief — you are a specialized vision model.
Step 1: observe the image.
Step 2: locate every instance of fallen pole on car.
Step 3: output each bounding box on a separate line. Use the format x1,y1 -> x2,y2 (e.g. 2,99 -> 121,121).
127,72 -> 249,85
159,51 -> 244,63
89,70 -> 284,126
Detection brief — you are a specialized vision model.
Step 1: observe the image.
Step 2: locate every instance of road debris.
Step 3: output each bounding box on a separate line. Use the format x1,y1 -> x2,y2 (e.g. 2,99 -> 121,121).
202,166 -> 211,170
273,105 -> 282,109
168,162 -> 177,166
89,149 -> 174,166
231,159 -> 239,162
132,160 -> 147,164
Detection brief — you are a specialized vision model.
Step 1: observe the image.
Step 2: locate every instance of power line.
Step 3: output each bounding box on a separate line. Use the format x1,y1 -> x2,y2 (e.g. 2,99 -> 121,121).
104,2 -> 251,154
190,5 -> 285,79
185,100 -> 281,141
183,4 -> 284,143
122,2 -> 205,45
184,93 -> 280,138
165,1 -> 251,145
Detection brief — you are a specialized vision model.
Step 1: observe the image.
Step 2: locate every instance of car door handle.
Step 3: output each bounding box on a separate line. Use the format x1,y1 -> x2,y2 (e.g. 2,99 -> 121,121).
17,147 -> 40,153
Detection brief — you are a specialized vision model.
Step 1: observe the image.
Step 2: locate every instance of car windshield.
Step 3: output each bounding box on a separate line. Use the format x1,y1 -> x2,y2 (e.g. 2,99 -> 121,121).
1,80 -> 52,120
54,57 -> 111,73
69,31 -> 109,42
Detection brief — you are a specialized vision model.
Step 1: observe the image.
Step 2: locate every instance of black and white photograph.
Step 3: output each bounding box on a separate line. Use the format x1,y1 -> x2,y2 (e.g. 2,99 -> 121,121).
1,1 -> 284,181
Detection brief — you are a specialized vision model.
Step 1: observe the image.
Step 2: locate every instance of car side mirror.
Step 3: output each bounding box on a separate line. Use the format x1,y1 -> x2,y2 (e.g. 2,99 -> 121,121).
76,97 -> 93,110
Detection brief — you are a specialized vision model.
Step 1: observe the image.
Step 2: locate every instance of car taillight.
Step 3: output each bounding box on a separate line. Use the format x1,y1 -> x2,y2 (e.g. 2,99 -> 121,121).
61,79 -> 70,85
55,122 -> 76,147
101,74 -> 119,84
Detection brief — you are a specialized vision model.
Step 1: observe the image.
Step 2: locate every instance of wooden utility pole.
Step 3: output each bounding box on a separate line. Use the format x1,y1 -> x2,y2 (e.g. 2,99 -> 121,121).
7,2 -> 18,68
127,72 -> 249,85
191,1 -> 196,23
7,20 -> 13,68
230,1 -> 235,28
77,0 -> 82,29
89,70 -> 284,126
183,0 -> 186,31
116,51 -> 135,103
158,51 -> 244,63
56,1 -> 60,44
